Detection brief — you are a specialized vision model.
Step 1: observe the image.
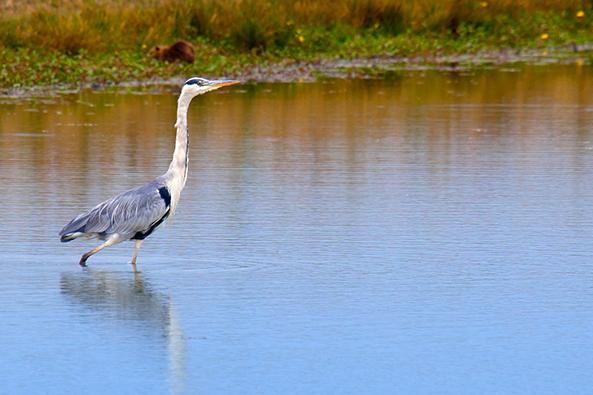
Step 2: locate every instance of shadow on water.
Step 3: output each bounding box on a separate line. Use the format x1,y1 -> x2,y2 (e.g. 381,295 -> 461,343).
60,269 -> 186,394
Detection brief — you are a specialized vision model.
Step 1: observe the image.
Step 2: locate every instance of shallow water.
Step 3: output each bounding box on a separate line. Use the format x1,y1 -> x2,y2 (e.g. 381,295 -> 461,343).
2,66 -> 593,394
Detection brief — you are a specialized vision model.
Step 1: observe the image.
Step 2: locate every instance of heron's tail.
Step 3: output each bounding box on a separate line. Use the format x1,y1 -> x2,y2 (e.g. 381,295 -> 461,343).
59,213 -> 89,242
60,232 -> 84,242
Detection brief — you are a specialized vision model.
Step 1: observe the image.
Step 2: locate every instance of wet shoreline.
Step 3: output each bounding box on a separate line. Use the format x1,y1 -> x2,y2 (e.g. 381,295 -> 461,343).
2,44 -> 592,98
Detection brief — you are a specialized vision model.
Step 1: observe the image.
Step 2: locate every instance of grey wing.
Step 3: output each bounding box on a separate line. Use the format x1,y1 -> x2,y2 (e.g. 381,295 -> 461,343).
60,181 -> 171,240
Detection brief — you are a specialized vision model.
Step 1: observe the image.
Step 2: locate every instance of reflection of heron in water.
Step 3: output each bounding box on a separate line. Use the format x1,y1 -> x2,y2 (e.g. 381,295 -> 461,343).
60,270 -> 185,394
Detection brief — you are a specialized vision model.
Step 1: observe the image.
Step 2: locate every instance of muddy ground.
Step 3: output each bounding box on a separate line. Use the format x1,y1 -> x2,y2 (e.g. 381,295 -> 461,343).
1,44 -> 592,98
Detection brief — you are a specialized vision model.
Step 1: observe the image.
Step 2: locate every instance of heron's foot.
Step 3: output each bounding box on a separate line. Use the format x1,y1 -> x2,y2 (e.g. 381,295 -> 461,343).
130,261 -> 140,273
79,254 -> 89,267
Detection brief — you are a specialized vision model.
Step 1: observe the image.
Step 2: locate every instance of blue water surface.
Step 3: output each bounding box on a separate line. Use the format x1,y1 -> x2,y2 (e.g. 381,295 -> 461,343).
1,67 -> 593,394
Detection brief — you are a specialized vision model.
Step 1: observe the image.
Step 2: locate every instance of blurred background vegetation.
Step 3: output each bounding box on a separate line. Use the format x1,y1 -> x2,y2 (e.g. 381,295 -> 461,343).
1,0 -> 593,88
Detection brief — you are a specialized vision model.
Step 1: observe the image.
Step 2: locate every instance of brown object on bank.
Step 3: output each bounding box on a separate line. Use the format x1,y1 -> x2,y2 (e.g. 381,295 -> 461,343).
149,40 -> 195,63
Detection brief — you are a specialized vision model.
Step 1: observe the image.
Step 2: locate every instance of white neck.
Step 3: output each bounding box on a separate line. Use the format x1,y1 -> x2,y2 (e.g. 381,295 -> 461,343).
165,92 -> 193,214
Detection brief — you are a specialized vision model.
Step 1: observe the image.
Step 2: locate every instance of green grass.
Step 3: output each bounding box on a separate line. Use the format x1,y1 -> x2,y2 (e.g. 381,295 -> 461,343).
1,0 -> 593,89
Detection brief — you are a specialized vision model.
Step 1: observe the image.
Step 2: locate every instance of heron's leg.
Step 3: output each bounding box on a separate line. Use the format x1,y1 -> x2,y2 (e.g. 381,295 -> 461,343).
79,237 -> 119,267
131,240 -> 143,266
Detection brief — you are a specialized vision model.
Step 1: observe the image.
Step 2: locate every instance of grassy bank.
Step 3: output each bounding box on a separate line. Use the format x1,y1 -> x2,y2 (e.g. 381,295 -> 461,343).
1,0 -> 593,89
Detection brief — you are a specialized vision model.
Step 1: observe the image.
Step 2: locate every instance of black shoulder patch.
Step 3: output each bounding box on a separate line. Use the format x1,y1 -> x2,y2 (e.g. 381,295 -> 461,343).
158,187 -> 171,207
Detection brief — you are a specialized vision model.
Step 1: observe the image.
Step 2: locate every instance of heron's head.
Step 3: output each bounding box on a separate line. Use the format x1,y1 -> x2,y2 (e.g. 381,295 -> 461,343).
181,77 -> 240,98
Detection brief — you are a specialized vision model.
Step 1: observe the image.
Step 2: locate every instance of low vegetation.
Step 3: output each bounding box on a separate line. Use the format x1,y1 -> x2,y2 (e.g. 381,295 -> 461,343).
1,0 -> 592,88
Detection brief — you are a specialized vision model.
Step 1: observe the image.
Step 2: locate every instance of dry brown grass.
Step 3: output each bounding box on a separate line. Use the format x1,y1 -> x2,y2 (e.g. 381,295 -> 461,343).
0,0 -> 589,53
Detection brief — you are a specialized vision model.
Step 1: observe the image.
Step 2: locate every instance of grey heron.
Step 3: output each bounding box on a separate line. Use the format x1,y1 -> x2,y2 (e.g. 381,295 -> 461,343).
59,77 -> 239,267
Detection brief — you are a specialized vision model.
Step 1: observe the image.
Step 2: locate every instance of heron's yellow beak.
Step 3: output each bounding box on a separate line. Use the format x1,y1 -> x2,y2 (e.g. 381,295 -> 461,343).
209,80 -> 240,89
